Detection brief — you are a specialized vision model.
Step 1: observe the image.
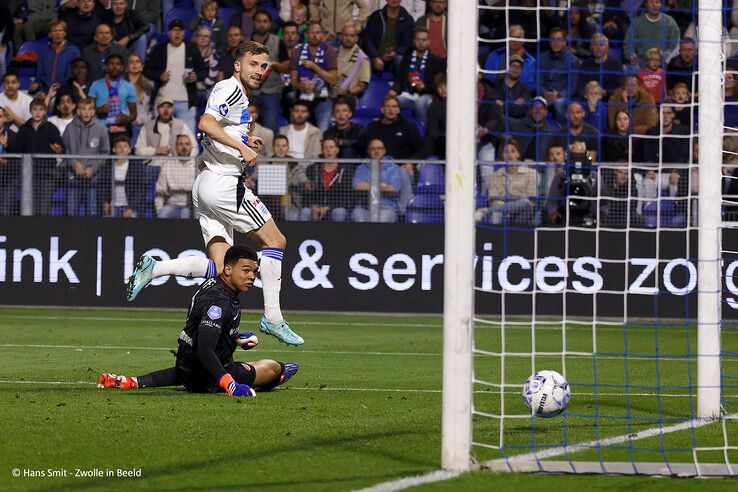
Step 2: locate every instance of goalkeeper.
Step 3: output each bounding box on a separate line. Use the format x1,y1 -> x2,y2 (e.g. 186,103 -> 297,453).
97,245 -> 298,396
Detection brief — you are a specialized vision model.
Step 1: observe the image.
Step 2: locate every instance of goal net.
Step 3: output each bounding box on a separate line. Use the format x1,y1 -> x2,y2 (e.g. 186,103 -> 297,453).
442,0 -> 738,476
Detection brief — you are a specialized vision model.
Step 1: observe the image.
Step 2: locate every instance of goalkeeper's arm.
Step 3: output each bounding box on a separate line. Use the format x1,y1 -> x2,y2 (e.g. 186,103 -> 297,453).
197,324 -> 255,397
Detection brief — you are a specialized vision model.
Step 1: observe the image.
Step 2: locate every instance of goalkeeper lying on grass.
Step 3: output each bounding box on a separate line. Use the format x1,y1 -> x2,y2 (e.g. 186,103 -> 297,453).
98,245 -> 298,396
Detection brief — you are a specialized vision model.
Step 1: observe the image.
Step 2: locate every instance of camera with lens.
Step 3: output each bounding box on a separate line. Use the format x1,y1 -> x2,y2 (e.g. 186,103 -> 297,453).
557,150 -> 597,227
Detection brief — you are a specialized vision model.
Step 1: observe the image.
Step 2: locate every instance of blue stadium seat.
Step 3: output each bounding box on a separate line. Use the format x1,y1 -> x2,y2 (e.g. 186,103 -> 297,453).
416,163 -> 445,194
50,188 -> 66,217
405,193 -> 444,223
219,6 -> 240,26
642,200 -> 675,228
350,115 -> 375,129
405,209 -> 444,223
17,38 -> 48,57
164,7 -> 197,32
355,78 -> 391,117
144,166 -> 161,219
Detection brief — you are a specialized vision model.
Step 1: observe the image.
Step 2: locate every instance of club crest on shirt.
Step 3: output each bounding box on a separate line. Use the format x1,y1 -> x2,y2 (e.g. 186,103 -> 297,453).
89,138 -> 100,148
218,103 -> 229,116
207,305 -> 222,320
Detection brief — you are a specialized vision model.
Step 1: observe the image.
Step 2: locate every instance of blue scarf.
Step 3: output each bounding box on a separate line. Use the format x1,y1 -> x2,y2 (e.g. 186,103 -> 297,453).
407,49 -> 428,90
297,42 -> 327,81
105,76 -> 126,134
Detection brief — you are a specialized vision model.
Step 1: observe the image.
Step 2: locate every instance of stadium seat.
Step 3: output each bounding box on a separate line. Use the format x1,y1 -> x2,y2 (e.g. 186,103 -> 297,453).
164,7 -> 197,32
218,6 -> 240,26
144,166 -> 161,219
17,38 -> 48,57
49,188 -> 66,217
354,78 -> 391,117
642,200 -> 676,228
416,163 -> 445,194
405,193 -> 444,223
350,115 -> 376,129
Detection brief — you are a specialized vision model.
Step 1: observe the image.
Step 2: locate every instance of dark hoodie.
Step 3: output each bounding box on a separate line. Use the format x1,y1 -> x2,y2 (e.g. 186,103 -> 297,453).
62,116 -> 110,175
9,119 -> 63,179
361,5 -> 415,59
363,114 -> 422,159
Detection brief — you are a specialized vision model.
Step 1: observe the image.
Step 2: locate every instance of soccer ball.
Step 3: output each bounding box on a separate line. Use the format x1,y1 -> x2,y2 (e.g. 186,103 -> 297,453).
522,370 -> 571,417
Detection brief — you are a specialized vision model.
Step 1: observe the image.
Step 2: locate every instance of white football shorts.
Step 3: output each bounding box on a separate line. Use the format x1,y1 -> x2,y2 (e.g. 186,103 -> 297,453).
192,169 -> 272,246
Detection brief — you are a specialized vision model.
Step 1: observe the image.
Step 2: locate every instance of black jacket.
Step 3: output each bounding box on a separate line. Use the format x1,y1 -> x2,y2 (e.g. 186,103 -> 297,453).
324,123 -> 366,158
98,158 -> 148,216
104,10 -> 147,44
364,115 -> 422,159
9,120 -> 63,179
361,5 -> 415,59
62,11 -> 102,49
304,163 -> 355,211
425,94 -> 446,157
391,51 -> 446,95
144,42 -> 208,108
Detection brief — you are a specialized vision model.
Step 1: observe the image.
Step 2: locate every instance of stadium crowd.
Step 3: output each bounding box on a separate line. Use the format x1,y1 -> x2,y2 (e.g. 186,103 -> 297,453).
0,0 -> 733,226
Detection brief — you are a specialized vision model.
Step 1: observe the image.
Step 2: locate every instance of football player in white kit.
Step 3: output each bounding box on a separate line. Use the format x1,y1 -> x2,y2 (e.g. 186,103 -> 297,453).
126,41 -> 303,346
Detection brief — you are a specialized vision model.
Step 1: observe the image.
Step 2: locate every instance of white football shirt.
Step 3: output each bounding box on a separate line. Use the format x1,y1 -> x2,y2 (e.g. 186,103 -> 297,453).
198,76 -> 252,176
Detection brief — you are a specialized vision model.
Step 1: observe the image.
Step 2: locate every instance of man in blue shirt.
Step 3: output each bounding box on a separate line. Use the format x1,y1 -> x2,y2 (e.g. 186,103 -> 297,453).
352,139 -> 405,223
483,24 -> 536,90
88,54 -> 137,140
537,27 -> 581,124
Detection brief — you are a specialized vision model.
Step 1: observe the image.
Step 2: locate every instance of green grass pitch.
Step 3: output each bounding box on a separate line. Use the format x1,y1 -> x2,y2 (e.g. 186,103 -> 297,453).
0,307 -> 736,491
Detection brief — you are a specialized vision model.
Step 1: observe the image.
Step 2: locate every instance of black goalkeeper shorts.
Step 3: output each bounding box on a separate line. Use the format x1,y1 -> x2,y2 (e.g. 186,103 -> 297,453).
175,359 -> 257,393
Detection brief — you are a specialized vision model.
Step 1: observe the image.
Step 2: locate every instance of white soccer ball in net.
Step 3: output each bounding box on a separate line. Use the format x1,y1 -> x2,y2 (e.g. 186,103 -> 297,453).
522,370 -> 571,417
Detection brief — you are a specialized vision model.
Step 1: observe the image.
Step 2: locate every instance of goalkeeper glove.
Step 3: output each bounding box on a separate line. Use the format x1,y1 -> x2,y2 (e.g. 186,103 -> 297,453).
238,332 -> 258,350
219,373 -> 256,397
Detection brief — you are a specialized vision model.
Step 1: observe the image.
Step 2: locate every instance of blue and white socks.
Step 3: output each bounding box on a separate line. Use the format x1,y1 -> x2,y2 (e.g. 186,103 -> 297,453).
260,248 -> 284,324
151,257 -> 217,279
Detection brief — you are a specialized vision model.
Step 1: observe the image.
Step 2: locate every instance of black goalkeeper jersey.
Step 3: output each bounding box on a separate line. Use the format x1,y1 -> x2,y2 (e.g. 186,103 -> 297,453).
176,276 -> 242,381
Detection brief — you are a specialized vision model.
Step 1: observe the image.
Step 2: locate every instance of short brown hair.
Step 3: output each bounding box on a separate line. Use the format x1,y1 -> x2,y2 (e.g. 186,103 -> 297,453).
382,94 -> 399,106
233,40 -> 269,60
48,19 -> 67,32
78,97 -> 96,108
30,99 -> 46,111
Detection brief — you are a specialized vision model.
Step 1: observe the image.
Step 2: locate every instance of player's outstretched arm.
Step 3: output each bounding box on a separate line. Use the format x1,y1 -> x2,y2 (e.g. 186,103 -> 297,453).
199,113 -> 259,166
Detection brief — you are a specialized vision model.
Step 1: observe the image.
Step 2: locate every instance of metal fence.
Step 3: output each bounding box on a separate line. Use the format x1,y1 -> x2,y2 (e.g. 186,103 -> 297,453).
0,153 -> 711,227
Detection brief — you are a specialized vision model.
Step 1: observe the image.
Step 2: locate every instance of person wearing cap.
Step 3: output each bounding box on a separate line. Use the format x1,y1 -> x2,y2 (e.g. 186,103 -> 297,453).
508,95 -> 560,162
134,97 -> 198,160
484,54 -> 532,123
537,27 -> 581,125
483,24 -> 536,90
144,19 -> 208,134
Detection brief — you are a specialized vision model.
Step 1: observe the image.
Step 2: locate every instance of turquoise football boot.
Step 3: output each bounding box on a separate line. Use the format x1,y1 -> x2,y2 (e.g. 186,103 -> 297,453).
126,255 -> 156,302
259,316 -> 304,346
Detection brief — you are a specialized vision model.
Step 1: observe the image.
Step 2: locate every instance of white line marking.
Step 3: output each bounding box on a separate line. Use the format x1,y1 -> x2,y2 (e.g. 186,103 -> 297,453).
485,413 -> 738,469
353,470 -> 460,492
95,236 -> 102,297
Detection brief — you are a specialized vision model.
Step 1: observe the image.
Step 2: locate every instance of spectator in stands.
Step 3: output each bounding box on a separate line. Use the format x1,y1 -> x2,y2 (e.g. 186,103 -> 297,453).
290,21 -> 338,131
541,141 -> 566,199
600,167 -> 639,228
63,0 -> 102,49
0,109 -> 18,216
248,103 -> 274,158
81,23 -> 128,84
155,134 -> 198,219
552,101 -> 600,161
670,81 -> 693,129
362,0 -> 415,73
0,4 -> 11,82
667,38 -> 697,93
135,97 -> 198,159
477,138 -> 537,226
483,24 -> 536,89
364,95 -> 422,168
565,4 -> 594,60
388,27 -> 446,125
48,93 -> 76,136
608,74 -> 659,134
104,0 -> 148,62
100,135 -> 147,218
601,109 -> 632,163
574,33 -> 624,100
28,20 -> 80,95
144,20 -> 208,134
125,52 -> 154,142
300,137 -> 355,221
193,26 -> 224,112
415,0 -> 446,59
637,47 -> 666,104
324,97 -> 366,158
485,55 -> 532,123
8,97 -> 65,216
508,96 -> 559,162
57,58 -> 90,105
583,81 -> 608,135
250,9 -> 290,134
129,0 -> 160,48
220,26 -> 245,79
280,21 -> 302,51
279,101 -> 323,159
12,0 -> 57,48
309,0 -> 368,45
624,0 -> 680,67
636,104 -> 690,164
545,140 -> 598,226
537,27 -> 581,123
62,97 -> 109,216
333,23 -> 371,105
424,72 -> 446,157
352,138 -> 404,222
725,72 -> 738,130
229,0 -> 259,40
0,72 -> 33,132
89,54 -> 137,140
189,0 -> 227,53
369,0 -> 426,21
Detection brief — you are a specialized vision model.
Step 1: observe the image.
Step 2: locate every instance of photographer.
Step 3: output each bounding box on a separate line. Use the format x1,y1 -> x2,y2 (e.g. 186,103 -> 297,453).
545,141 -> 598,227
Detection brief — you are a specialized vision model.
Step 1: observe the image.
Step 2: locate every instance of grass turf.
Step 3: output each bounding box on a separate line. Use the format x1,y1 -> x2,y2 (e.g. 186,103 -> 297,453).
0,307 -> 736,491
